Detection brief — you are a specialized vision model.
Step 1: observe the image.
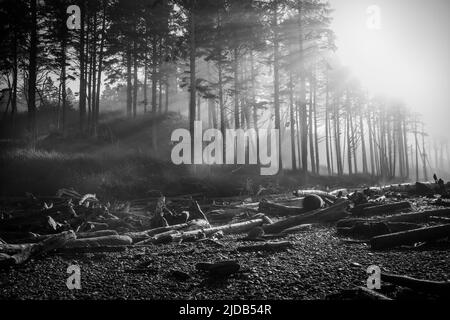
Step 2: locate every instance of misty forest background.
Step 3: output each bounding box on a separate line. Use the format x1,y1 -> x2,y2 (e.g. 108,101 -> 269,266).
1,0 -> 449,199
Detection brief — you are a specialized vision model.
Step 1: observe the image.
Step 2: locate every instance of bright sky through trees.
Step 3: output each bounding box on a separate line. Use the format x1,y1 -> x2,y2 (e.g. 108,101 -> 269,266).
329,0 -> 450,139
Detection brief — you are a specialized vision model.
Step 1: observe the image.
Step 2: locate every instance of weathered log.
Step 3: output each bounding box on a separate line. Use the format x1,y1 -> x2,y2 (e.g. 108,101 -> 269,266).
33,230 -> 77,255
64,235 -> 132,248
0,231 -> 40,243
259,195 -> 324,217
351,203 -> 378,215
337,219 -> 421,238
125,219 -> 210,242
258,200 -> 307,216
148,218 -> 269,245
207,208 -> 246,222
294,190 -> 337,202
0,231 -> 76,267
385,208 -> 450,223
429,216 -> 450,223
236,241 -> 293,252
278,224 -> 313,235
359,201 -> 411,217
381,272 -> 450,295
76,230 -> 118,239
0,215 -> 60,233
54,246 -> 127,254
263,200 -> 350,234
370,224 -> 450,250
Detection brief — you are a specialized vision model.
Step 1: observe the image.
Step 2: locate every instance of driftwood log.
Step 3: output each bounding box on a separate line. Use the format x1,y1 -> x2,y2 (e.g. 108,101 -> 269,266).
358,201 -> 411,217
278,224 -> 313,235
258,195 -> 324,217
381,272 -> 450,295
64,235 -> 133,248
293,190 -> 337,202
336,219 -> 421,238
263,200 -> 350,234
384,208 -> 450,223
370,224 -> 450,250
143,218 -> 270,245
125,219 -> 210,242
258,200 -> 307,216
0,231 -> 76,267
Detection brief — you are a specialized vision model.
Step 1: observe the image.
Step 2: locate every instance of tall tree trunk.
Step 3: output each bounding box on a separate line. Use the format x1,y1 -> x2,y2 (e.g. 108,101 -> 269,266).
308,78 -> 316,174
189,8 -> 197,162
144,52 -> 148,113
94,0 -> 106,134
289,71 -> 296,171
403,119 -> 409,178
151,37 -> 158,114
368,110 -> 375,176
91,11 -> 98,132
350,104 -> 357,174
360,109 -> 368,174
165,82 -> 169,114
250,50 -> 259,165
218,57 -> 225,159
272,4 -> 281,171
126,48 -> 133,118
421,123 -> 428,181
133,40 -> 138,118
313,73 -> 319,174
27,0 -> 38,143
234,48 -> 240,129
325,69 -> 331,175
297,2 -> 307,174
61,36 -> 67,136
78,0 -> 86,132
334,98 -> 343,176
346,92 -> 352,175
414,118 -> 419,181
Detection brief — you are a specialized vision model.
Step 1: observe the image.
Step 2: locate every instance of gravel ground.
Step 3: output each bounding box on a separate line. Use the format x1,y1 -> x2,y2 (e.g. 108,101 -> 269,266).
0,225 -> 448,300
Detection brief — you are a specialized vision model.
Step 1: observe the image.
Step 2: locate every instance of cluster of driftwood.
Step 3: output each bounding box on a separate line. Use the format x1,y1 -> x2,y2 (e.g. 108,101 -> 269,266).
0,188 -> 352,268
334,181 -> 450,250
1,180 -> 450,270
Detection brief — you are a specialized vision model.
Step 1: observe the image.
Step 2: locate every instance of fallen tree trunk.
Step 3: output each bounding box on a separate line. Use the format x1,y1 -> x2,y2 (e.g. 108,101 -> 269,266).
258,200 -> 307,217
359,201 -> 411,217
381,272 -> 450,295
293,190 -> 337,202
384,208 -> 450,223
125,219 -> 210,242
370,224 -> 450,250
0,215 -> 60,233
337,219 -> 421,239
259,195 -> 324,217
0,231 -> 76,267
64,235 -> 132,248
351,203 -> 378,215
54,246 -> 128,254
146,218 -> 269,245
263,200 -> 350,235
278,224 -> 313,235
76,230 -> 118,239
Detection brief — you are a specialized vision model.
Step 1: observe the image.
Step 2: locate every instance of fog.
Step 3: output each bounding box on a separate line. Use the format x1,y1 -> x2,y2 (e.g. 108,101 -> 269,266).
329,0 -> 450,140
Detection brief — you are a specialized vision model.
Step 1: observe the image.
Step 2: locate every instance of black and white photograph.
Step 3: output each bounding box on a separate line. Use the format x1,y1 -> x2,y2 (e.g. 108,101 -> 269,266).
0,0 -> 449,307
